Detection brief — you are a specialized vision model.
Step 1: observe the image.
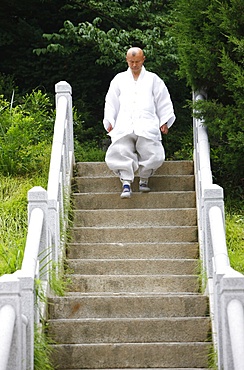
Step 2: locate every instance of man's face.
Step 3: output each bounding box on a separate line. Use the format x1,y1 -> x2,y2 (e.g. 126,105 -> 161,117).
126,54 -> 145,74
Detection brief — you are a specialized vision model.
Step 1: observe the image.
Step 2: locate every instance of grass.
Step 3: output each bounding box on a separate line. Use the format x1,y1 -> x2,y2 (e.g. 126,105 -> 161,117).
0,174 -> 48,275
34,323 -> 55,370
226,211 -> 244,274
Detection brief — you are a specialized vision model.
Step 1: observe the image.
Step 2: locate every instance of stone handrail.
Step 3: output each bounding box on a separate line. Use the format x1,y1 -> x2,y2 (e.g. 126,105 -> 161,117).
0,81 -> 74,369
193,92 -> 244,369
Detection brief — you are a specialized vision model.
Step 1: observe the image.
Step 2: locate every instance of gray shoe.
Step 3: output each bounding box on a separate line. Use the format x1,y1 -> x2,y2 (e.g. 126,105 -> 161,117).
121,184 -> 132,199
139,181 -> 150,192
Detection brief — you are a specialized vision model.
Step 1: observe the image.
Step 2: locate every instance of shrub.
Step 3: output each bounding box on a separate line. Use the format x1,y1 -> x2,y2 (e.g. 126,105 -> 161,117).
74,139 -> 105,162
0,90 -> 54,175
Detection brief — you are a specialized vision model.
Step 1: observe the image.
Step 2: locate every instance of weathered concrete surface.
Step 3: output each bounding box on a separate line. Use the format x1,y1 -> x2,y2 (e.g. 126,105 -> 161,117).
48,161 -> 212,370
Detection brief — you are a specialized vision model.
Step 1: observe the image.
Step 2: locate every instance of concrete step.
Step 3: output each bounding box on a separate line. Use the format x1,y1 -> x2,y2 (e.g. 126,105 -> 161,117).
73,208 -> 197,227
71,226 -> 198,243
67,258 -> 198,275
72,191 -> 196,209
48,294 -> 209,319
66,274 -> 199,293
67,242 -> 199,260
49,161 -> 212,370
50,342 -> 210,369
75,160 -> 194,177
48,317 -> 211,343
74,175 -> 195,193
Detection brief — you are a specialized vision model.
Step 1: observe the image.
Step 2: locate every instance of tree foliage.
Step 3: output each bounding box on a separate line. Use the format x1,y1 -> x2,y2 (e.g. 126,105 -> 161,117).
33,0 -> 192,158
169,0 -> 244,198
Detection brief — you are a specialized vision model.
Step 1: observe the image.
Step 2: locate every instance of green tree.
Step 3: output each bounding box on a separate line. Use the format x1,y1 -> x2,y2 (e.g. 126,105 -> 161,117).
0,0 -> 70,93
169,0 -> 244,199
34,0 -> 192,157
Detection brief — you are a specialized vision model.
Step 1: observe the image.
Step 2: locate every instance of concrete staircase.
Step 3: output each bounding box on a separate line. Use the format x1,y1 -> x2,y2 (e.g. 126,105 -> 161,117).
48,160 -> 212,369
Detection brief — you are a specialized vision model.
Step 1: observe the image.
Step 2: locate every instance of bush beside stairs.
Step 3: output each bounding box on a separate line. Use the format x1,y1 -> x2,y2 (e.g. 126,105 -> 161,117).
48,160 -> 212,370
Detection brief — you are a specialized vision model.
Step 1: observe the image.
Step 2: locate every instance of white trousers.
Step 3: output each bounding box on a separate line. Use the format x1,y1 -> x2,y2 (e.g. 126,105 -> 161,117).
105,133 -> 165,182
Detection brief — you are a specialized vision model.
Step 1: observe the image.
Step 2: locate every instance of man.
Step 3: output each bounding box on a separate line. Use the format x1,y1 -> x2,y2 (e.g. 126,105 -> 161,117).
103,47 -> 175,199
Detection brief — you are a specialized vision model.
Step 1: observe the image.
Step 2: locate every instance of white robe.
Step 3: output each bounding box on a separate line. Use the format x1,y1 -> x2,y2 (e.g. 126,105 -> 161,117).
103,66 -> 176,143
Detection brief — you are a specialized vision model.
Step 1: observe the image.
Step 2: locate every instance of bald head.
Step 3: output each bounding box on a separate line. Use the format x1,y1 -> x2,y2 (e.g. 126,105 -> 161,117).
126,47 -> 145,78
126,47 -> 145,59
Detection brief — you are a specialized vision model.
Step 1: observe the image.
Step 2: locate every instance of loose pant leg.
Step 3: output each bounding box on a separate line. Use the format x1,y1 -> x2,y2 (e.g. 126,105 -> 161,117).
105,134 -> 139,182
136,137 -> 165,179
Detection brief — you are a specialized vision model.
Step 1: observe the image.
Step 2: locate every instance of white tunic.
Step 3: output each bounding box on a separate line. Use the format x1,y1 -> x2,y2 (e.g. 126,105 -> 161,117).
103,66 -> 176,143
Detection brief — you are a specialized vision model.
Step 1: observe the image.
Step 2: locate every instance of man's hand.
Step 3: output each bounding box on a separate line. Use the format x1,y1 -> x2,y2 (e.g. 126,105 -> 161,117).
160,124 -> 168,135
107,123 -> 113,132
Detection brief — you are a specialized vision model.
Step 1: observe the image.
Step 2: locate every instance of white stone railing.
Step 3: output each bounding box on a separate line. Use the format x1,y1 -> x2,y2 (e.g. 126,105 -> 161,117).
0,81 -> 74,369
193,91 -> 244,369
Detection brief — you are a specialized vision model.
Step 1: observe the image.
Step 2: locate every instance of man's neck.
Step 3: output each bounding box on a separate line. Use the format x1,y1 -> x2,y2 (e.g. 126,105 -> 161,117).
132,71 -> 140,81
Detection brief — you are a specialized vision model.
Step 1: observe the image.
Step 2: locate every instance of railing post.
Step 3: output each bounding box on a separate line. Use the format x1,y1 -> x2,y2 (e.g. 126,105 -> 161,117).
202,184 -> 225,278
15,273 -> 35,370
219,269 -> 244,369
55,81 -> 74,170
27,186 -> 49,281
209,205 -> 230,368
0,275 -> 22,369
48,198 -> 60,269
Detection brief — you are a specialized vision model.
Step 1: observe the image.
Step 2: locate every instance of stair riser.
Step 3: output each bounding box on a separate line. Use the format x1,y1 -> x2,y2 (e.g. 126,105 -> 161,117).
75,176 -> 195,193
73,192 -> 196,210
67,275 -> 199,293
73,209 -> 197,227
67,259 -> 199,275
49,318 -> 211,343
71,227 -> 198,243
67,243 -> 199,260
75,161 -> 194,177
48,295 -> 209,319
50,343 -> 210,369
62,368 -> 209,370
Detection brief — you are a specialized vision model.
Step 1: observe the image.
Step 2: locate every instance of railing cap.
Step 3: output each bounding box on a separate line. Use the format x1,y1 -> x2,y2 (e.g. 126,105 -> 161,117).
55,81 -> 72,95
28,186 -> 47,201
203,184 -> 224,199
0,274 -> 20,295
0,274 -> 19,283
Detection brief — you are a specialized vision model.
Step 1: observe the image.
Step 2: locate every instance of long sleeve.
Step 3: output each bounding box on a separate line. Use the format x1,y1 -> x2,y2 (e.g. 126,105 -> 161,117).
153,75 -> 176,128
103,78 -> 120,131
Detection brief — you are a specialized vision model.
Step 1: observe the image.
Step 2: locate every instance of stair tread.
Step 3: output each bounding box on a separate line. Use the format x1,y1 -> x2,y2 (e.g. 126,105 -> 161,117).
67,258 -> 198,276
50,292 -> 204,297
73,208 -> 197,227
67,242 -> 199,259
71,228 -> 198,243
75,175 -> 194,179
50,342 -> 210,368
67,258 -> 198,263
72,191 -> 196,210
73,190 -> 194,195
75,160 -> 194,177
68,273 -> 199,277
49,317 -> 210,321
48,317 -> 211,343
